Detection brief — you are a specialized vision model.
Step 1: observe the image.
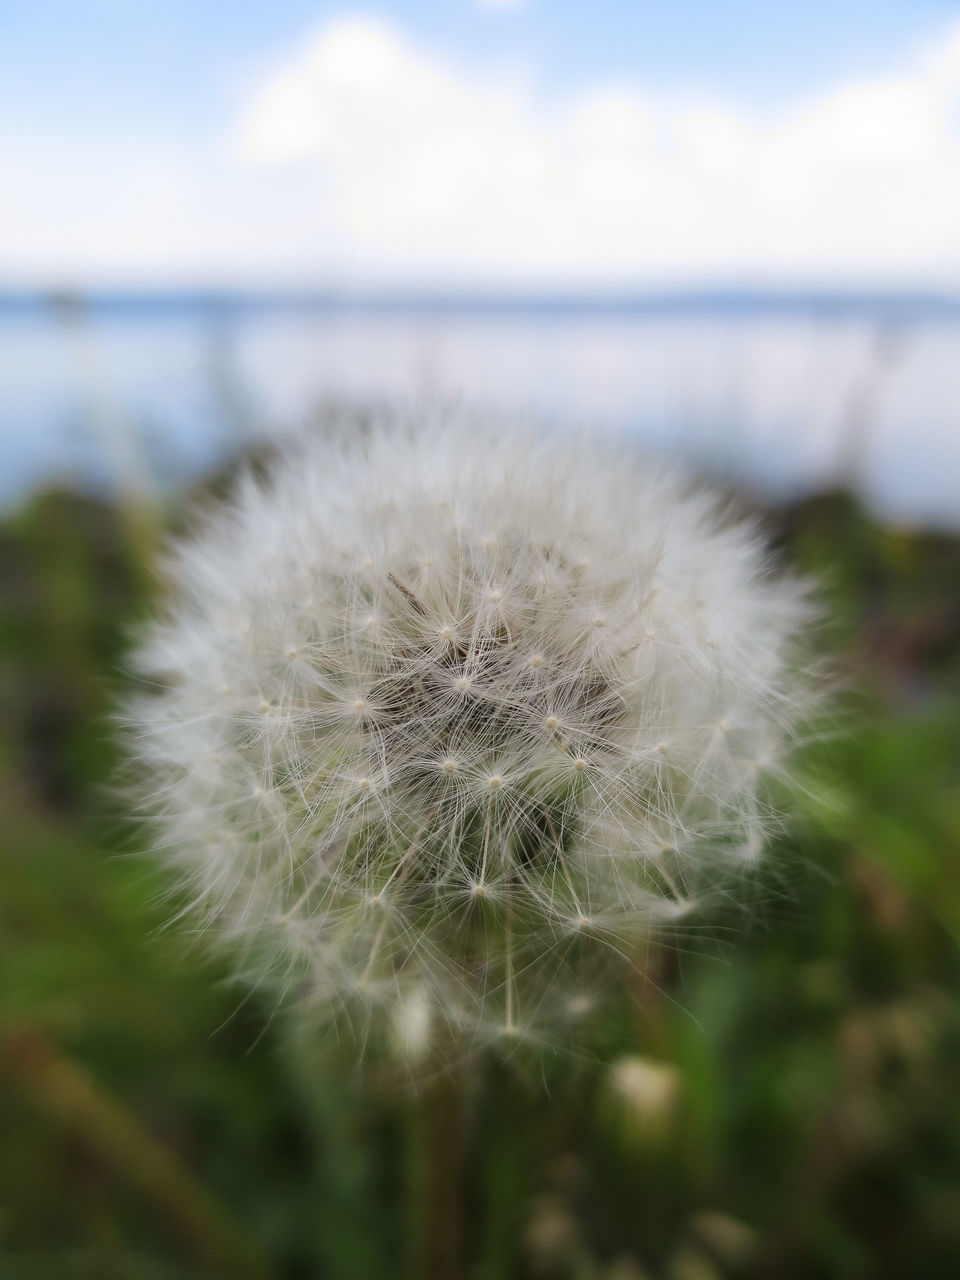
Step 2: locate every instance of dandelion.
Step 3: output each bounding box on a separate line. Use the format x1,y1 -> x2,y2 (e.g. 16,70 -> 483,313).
126,413 -> 814,1054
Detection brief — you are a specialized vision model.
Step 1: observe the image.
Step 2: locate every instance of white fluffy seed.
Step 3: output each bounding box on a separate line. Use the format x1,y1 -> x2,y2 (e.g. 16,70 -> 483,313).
125,413 -> 815,1054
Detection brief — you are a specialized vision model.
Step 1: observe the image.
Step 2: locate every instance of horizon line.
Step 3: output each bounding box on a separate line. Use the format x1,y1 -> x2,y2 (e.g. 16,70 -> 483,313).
3,284 -> 960,322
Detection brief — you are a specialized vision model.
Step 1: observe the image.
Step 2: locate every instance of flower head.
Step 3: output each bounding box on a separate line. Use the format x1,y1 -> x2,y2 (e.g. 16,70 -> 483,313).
127,415 -> 814,1052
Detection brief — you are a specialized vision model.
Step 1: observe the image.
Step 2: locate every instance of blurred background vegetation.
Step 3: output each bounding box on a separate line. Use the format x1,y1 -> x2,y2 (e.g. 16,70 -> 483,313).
5,3 -> 960,1274
1,452 -> 958,1279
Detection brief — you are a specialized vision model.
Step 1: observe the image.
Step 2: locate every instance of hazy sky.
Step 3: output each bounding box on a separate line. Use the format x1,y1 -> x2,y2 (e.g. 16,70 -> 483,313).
3,1 -> 960,286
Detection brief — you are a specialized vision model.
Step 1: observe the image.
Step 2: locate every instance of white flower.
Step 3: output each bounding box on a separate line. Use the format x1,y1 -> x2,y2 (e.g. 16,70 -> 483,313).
126,412 -> 815,1052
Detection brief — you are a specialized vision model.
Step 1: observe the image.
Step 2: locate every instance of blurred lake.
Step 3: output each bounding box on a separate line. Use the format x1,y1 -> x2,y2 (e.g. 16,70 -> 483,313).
1,291 -> 959,527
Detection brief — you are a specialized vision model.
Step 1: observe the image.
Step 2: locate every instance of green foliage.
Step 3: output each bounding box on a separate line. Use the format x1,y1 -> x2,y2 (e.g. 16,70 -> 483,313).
1,486 -> 959,1278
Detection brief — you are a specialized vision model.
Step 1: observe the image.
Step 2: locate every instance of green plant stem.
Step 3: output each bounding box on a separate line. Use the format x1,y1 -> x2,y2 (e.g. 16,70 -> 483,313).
413,1057 -> 470,1280
2,1025 -> 271,1279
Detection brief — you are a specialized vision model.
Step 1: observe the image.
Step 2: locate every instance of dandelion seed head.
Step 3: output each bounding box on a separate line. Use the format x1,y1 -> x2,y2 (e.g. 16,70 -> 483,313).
125,413 -> 816,1056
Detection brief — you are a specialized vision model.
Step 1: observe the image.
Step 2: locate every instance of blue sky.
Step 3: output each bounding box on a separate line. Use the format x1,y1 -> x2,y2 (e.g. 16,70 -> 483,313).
4,1 -> 959,108
2,1 -> 960,286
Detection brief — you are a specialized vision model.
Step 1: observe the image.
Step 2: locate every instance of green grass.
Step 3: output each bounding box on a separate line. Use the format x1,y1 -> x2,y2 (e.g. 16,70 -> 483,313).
1,485 -> 959,1279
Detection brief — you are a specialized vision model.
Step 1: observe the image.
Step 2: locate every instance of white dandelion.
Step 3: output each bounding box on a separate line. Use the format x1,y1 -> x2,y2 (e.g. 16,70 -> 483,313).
125,412 -> 815,1053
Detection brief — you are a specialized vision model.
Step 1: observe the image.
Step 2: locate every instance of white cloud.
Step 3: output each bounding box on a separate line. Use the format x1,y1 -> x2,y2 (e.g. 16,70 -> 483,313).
3,13 -> 960,285
234,14 -> 960,284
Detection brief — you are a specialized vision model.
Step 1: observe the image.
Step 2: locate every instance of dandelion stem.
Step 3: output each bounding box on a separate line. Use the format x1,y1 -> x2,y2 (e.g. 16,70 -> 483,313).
360,913 -> 391,985
361,807 -> 436,981
381,807 -> 437,894
504,863 -> 516,1035
478,794 -> 492,887
413,1056 -> 470,1280
544,811 -> 584,915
